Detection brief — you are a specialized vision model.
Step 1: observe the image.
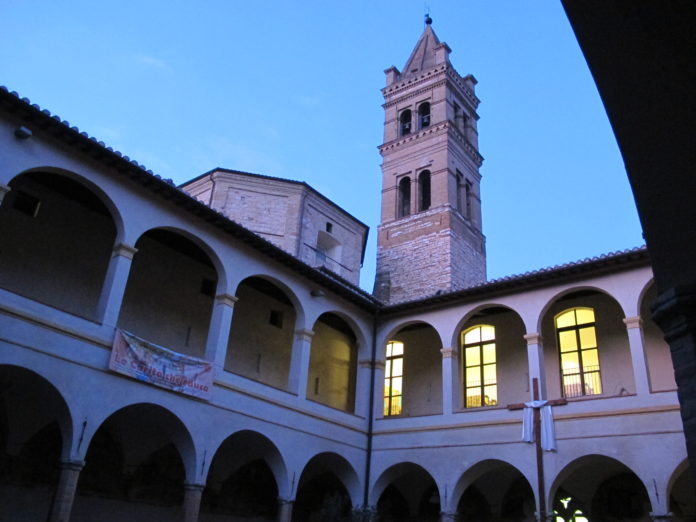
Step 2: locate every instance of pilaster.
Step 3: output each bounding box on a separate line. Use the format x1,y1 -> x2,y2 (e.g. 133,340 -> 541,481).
182,483 -> 205,522
203,293 -> 238,369
48,459 -> 84,522
441,347 -> 460,413
356,358 -> 374,418
623,316 -> 651,395
96,242 -> 138,327
288,329 -> 314,398
524,333 -> 547,400
277,498 -> 294,522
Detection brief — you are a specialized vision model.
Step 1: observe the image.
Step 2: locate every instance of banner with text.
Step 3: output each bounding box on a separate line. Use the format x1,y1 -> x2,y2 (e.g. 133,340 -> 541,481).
109,329 -> 213,400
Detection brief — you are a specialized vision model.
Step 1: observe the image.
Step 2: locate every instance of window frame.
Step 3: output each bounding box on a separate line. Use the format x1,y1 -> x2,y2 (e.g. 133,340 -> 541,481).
461,325 -> 497,408
383,341 -> 404,416
555,307 -> 603,398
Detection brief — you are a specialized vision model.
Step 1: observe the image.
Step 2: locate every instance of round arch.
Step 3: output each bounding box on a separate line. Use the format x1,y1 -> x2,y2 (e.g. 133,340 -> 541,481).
450,303 -> 524,349
234,274 -> 306,329
0,364 -> 74,459
311,309 -> 369,357
449,458 -> 535,519
0,364 -> 75,521
536,285 -> 625,334
370,461 -> 440,521
9,166 -> 126,241
548,454 -> 652,521
203,429 -> 289,518
380,319 -> 443,352
136,225 -> 227,292
293,452 -> 361,520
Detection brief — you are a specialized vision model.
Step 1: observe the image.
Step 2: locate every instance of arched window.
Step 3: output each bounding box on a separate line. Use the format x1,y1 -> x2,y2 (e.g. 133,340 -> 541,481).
383,341 -> 404,416
418,102 -> 431,129
555,307 -> 602,397
418,170 -> 431,211
465,180 -> 472,220
400,110 -> 412,136
461,325 -> 497,408
398,177 -> 411,218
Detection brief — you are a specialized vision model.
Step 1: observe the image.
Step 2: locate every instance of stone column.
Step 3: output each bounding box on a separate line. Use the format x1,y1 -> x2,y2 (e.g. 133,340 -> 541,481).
182,483 -> 205,522
652,285 -> 696,482
96,243 -> 137,327
355,359 -> 374,417
0,183 -> 10,204
203,293 -> 238,370
277,498 -> 293,522
441,347 -> 460,414
288,329 -> 314,399
524,333 -> 547,400
623,316 -> 651,395
48,459 -> 84,522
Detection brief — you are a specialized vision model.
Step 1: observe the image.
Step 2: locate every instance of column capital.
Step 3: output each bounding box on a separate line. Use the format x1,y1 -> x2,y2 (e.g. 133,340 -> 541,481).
623,316 -> 643,329
112,242 -> 138,259
184,483 -> 206,492
374,360 -> 386,371
524,332 -> 542,345
441,347 -> 458,359
215,293 -> 238,307
0,183 -> 10,199
295,329 -> 315,342
59,459 -> 85,471
359,359 -> 374,369
277,497 -> 294,505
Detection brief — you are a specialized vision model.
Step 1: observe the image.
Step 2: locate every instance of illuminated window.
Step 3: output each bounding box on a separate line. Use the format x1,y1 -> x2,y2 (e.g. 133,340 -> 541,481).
556,307 -> 602,398
383,341 -> 404,416
461,325 -> 497,408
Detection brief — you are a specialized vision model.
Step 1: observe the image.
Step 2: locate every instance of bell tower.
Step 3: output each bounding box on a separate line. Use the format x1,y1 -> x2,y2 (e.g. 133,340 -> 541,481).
374,17 -> 486,303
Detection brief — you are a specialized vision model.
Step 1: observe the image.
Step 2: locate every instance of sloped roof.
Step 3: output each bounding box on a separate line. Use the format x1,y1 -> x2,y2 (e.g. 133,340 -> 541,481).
401,24 -> 444,78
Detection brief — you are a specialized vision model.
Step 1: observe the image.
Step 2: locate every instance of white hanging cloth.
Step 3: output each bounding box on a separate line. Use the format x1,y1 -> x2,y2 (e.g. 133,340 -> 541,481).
521,400 -> 557,451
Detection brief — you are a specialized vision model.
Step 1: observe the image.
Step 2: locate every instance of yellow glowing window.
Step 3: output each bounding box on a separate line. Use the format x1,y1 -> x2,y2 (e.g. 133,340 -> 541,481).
461,325 -> 497,408
383,341 -> 404,416
555,307 -> 602,398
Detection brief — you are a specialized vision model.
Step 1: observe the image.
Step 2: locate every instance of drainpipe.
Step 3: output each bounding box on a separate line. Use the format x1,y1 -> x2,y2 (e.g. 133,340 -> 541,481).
363,308 -> 379,515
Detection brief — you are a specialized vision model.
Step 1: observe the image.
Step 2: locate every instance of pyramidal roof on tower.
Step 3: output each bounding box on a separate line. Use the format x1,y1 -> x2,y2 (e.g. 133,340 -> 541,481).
401,16 -> 447,78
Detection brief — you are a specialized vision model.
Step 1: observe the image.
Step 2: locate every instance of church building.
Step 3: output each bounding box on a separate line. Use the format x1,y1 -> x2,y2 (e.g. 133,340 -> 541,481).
0,17 -> 692,522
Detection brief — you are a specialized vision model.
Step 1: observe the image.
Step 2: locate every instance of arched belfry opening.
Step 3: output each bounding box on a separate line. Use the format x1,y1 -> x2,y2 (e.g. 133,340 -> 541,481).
398,177 -> 411,218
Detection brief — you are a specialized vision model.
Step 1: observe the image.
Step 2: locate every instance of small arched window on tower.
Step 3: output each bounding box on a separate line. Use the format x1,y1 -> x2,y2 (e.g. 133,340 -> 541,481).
399,110 -> 412,136
397,177 -> 411,218
418,102 -> 431,129
418,170 -> 431,211
465,180 -> 473,220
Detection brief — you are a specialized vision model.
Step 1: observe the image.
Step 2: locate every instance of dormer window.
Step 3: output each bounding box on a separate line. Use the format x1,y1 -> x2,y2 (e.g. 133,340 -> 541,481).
400,110 -> 412,136
418,102 -> 431,129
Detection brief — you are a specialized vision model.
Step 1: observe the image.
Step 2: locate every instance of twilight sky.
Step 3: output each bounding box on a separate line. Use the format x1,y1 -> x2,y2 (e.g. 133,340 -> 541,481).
0,1 -> 644,291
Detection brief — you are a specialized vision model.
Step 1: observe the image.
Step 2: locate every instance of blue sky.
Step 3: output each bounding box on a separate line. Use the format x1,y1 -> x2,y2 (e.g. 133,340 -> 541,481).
0,1 -> 644,291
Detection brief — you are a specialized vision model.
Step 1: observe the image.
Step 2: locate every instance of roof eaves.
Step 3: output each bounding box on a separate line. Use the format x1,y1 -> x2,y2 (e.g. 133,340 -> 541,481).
381,246 -> 651,315
0,87 -> 380,311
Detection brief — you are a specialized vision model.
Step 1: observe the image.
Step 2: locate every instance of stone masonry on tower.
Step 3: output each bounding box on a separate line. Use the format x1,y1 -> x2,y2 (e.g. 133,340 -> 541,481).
374,18 -> 486,304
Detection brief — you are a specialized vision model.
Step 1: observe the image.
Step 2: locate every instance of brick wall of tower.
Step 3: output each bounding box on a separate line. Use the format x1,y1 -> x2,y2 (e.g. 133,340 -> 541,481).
374,208 -> 485,303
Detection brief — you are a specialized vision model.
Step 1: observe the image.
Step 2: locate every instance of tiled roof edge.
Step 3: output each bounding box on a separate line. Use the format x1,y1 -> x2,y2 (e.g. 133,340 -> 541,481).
382,246 -> 650,314
0,86 -> 380,311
